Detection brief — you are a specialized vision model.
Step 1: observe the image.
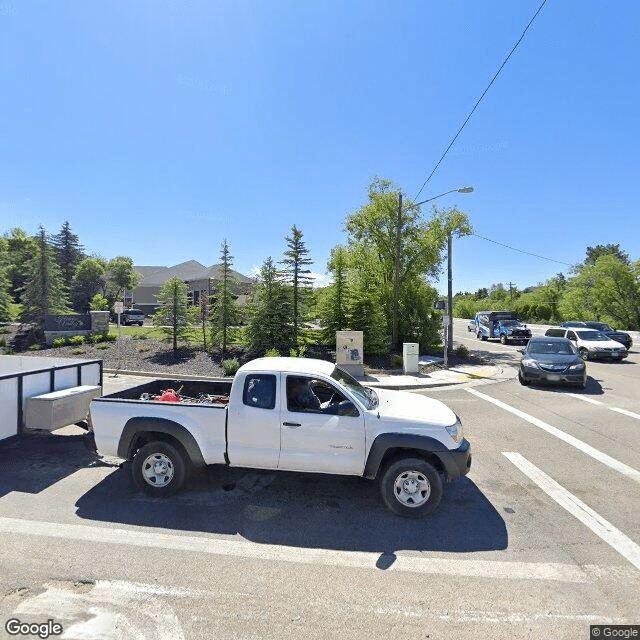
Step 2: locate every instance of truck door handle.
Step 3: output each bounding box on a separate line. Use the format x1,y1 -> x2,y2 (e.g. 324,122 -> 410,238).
283,422 -> 301,428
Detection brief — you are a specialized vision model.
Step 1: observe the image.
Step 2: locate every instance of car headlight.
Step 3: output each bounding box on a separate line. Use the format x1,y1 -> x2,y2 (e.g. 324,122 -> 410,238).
445,417 -> 463,444
521,358 -> 538,368
567,363 -> 585,371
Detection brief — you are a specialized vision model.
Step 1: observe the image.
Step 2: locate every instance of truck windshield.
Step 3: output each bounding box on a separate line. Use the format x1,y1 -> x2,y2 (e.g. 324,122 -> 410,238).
331,366 -> 378,409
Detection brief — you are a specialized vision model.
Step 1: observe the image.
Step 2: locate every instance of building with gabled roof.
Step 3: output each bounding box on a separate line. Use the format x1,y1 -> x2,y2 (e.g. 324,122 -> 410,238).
127,260 -> 255,315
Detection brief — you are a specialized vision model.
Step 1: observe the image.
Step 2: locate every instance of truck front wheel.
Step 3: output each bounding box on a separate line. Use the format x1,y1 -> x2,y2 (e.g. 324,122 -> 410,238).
500,334 -> 508,345
380,458 -> 443,517
132,441 -> 186,497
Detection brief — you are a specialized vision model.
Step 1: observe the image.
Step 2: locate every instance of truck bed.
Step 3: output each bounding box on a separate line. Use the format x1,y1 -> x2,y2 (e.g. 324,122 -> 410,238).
101,378 -> 232,403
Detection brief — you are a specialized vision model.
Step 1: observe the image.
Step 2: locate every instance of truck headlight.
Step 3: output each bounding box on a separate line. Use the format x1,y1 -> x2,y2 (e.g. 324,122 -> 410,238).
445,417 -> 463,444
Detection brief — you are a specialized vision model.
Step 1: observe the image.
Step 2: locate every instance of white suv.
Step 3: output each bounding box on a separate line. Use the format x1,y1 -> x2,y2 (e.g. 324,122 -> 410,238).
545,327 -> 628,361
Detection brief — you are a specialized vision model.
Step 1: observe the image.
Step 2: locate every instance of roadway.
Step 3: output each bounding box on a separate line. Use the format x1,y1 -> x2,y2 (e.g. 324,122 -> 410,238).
0,324 -> 638,639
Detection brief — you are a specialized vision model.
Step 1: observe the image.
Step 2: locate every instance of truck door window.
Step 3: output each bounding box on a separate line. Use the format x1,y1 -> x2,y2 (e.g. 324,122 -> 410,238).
286,376 -> 350,414
243,374 -> 276,410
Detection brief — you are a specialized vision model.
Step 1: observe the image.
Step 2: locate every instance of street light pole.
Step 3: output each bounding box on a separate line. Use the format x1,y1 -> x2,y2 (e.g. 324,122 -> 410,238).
392,186 -> 473,352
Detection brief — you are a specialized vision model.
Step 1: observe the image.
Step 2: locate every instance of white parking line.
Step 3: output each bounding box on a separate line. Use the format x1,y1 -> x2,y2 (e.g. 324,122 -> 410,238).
0,516 -> 589,583
566,393 -> 640,420
467,388 -> 640,484
503,452 -> 640,572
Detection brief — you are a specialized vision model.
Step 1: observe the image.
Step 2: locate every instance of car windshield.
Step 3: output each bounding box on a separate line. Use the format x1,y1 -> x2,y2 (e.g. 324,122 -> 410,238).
576,331 -> 609,341
590,323 -> 611,331
501,320 -> 520,327
527,341 -> 576,355
331,366 -> 378,409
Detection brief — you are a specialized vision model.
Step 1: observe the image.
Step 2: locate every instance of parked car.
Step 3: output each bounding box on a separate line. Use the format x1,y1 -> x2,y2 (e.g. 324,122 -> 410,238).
559,321 -> 588,328
120,309 -> 145,326
518,336 -> 587,389
583,322 -> 632,351
467,319 -> 476,332
544,327 -> 628,361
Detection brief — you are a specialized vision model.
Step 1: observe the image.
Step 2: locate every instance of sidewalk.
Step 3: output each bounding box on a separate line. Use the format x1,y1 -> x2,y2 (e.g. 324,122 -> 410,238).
361,356 -> 513,390
102,357 -> 513,394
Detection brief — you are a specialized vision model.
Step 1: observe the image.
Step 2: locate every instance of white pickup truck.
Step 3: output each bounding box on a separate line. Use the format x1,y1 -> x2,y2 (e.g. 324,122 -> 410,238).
88,357 -> 471,517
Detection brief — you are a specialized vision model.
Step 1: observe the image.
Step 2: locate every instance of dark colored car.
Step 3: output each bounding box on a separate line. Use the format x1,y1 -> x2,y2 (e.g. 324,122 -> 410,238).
559,321 -> 588,328
519,336 -> 587,389
120,309 -> 145,326
583,322 -> 632,351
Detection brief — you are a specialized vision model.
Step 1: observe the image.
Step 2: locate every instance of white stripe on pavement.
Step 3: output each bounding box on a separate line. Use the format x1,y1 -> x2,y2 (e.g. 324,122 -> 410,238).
503,452 -> 640,572
0,516 -> 589,583
566,393 -> 640,420
467,388 -> 640,484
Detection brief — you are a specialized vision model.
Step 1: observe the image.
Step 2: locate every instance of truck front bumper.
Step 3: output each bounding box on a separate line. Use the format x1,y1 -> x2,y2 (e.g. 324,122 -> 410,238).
440,438 -> 471,481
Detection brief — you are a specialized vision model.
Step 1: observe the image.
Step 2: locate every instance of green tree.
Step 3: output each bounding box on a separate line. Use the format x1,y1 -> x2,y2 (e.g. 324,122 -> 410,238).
0,264 -> 12,322
246,257 -> 294,355
317,245 -> 350,343
51,221 -> 85,288
106,256 -> 139,303
20,226 -> 72,330
281,224 -> 314,350
584,243 -> 629,266
210,240 -> 241,356
88,292 -> 109,311
72,257 -> 107,312
2,228 -> 36,303
152,277 -> 199,353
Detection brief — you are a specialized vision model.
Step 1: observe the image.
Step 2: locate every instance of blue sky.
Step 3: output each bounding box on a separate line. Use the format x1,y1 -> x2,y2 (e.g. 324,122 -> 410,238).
1,1 -> 638,295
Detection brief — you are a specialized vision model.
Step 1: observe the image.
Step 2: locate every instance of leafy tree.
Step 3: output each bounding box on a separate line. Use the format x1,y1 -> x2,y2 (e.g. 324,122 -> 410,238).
343,178 -> 471,351
20,226 -> 72,329
152,277 -> 199,353
106,256 -> 139,303
72,257 -> 107,312
246,257 -> 294,355
51,221 -> 85,288
88,292 -> 109,311
584,244 -> 629,266
281,224 -> 314,350
210,240 -> 241,356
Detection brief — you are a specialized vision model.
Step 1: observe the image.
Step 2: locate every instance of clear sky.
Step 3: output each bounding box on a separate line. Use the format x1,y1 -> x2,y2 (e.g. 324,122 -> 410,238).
1,1 -> 638,296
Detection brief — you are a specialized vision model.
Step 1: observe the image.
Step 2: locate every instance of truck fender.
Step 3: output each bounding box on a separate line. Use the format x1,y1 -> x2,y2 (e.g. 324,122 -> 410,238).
117,417 -> 206,467
363,432 -> 451,479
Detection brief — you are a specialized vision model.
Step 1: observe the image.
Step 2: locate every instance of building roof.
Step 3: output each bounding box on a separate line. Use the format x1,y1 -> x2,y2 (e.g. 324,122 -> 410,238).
134,261 -> 254,287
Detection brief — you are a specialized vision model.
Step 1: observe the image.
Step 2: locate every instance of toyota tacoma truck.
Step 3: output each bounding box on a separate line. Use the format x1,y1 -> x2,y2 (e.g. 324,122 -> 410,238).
88,357 -> 471,517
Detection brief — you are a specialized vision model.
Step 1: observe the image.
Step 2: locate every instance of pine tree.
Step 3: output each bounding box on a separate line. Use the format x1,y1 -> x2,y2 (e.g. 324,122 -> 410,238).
51,221 -> 85,289
246,257 -> 294,355
152,277 -> 199,354
281,224 -> 313,350
20,227 -> 72,330
318,245 -> 350,343
210,240 -> 241,356
0,267 -> 12,322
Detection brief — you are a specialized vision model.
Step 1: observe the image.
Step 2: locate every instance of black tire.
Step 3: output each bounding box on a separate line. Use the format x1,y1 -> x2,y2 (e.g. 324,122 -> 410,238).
500,334 -> 508,345
574,379 -> 587,390
379,458 -> 443,518
579,348 -> 589,361
132,441 -> 187,498
518,371 -> 530,386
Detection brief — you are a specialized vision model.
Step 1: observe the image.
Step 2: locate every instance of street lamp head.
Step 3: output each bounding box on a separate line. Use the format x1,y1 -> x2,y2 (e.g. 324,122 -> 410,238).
457,186 -> 474,194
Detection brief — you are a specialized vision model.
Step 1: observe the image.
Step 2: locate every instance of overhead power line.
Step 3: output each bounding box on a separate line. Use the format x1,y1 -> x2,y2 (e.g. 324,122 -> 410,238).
472,232 -> 572,266
413,0 -> 549,201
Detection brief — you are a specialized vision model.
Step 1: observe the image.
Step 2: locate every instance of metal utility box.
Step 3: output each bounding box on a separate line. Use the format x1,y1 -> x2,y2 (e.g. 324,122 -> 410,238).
402,343 -> 419,374
24,384 -> 101,431
336,331 -> 364,378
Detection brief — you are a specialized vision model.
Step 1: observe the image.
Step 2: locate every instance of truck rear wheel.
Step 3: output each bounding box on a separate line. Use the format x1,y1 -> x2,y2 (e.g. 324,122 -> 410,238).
379,458 -> 442,518
132,441 -> 186,497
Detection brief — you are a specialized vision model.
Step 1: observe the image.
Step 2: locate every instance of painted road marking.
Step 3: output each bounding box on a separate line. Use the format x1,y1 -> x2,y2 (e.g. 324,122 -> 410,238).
0,515 -> 589,583
503,452 -> 640,572
566,393 -> 640,421
468,388 -> 640,484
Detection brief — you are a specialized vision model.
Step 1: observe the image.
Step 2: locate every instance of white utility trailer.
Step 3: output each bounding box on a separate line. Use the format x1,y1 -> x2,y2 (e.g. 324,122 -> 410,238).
0,355 -> 102,441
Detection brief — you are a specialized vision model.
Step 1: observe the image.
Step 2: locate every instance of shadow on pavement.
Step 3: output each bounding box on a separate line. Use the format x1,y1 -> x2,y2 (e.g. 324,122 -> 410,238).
0,431 -> 113,499
75,464 -> 507,555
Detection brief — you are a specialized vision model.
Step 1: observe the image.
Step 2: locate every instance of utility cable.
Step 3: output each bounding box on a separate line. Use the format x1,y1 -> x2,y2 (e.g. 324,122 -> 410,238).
471,232 -> 571,266
413,0 -> 549,201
